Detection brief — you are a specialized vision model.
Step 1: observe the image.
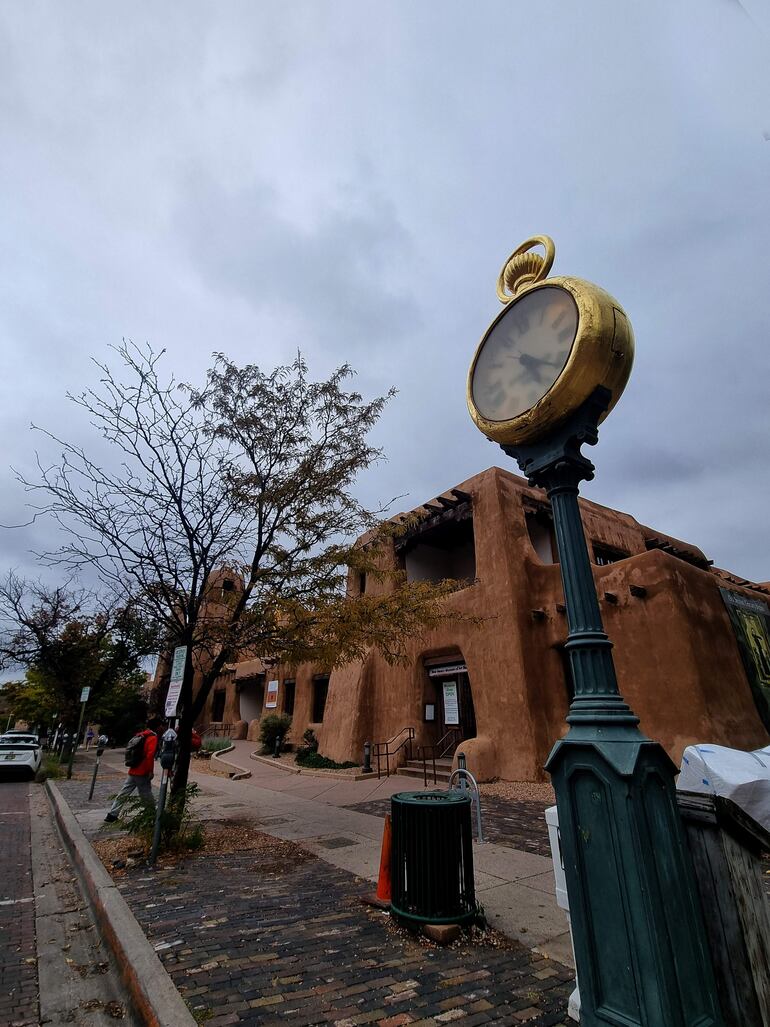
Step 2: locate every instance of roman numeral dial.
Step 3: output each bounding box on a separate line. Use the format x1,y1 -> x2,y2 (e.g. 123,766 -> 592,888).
471,286 -> 578,423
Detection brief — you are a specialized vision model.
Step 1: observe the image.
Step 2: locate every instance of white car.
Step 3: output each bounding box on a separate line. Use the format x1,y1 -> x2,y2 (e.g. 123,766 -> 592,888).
0,732 -> 39,746
0,736 -> 42,779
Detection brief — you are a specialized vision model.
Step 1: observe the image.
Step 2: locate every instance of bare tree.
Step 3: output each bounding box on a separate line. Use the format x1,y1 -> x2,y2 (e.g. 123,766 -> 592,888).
21,343 -> 459,794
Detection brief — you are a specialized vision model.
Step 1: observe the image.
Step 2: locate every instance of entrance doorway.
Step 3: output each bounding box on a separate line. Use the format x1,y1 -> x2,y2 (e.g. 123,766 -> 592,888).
423,658 -> 477,753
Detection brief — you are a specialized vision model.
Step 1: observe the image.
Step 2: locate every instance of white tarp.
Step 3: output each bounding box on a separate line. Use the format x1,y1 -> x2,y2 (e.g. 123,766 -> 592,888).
677,743 -> 770,831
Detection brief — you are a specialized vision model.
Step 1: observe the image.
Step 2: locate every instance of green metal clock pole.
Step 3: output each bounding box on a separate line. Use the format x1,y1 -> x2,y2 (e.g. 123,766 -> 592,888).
503,387 -> 724,1027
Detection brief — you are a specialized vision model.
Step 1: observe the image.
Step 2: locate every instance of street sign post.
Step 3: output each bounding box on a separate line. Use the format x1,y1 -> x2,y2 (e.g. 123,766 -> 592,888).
164,646 -> 188,719
67,687 -> 90,780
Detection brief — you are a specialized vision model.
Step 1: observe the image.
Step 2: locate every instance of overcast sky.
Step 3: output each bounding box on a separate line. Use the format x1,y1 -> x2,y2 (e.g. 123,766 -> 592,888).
1,0 -> 769,587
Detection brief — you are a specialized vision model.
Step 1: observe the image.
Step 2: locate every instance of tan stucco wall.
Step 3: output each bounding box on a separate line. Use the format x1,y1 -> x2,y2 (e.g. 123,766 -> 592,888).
317,466 -> 770,780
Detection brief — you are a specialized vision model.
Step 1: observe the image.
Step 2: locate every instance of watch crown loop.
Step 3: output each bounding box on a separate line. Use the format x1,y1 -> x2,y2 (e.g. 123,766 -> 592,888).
496,235 -> 556,303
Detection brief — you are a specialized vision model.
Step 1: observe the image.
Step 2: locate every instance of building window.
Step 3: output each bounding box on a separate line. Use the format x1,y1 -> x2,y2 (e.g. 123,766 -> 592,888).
211,690 -> 226,722
403,518 -> 476,585
358,572 -> 366,595
593,544 -> 629,566
283,680 -> 296,717
312,677 -> 329,723
526,512 -> 556,564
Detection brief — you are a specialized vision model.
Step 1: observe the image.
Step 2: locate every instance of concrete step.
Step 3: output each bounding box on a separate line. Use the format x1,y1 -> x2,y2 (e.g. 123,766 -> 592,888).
396,765 -> 453,783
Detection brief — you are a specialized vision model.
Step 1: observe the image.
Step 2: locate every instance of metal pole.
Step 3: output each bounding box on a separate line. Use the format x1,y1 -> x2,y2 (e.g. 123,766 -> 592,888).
66,700 -> 87,780
362,741 -> 373,774
503,389 -> 724,1027
88,745 -> 104,801
148,766 -> 168,867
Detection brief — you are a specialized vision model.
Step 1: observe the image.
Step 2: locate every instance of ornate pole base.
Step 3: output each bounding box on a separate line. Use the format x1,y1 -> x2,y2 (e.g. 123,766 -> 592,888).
504,390 -> 724,1027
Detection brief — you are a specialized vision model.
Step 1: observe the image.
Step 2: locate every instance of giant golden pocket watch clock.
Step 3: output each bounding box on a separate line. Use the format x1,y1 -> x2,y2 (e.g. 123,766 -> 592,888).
467,236 -> 634,445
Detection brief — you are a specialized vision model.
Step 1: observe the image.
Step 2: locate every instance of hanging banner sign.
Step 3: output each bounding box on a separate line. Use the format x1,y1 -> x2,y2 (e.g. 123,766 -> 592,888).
79,686 -> 91,703
164,646 -> 188,718
265,680 -> 279,709
442,681 -> 460,726
428,663 -> 467,678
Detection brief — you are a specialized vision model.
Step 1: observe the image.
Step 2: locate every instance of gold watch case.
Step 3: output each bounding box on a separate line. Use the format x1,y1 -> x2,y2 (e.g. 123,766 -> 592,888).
467,268 -> 635,447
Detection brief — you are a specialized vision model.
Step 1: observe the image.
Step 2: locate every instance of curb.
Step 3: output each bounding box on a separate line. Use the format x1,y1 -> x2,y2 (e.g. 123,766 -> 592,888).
46,781 -> 196,1027
209,743 -> 252,780
248,750 -> 371,781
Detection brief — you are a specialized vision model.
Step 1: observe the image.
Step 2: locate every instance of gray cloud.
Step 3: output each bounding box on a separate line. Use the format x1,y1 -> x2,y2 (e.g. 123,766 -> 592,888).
0,0 -> 768,590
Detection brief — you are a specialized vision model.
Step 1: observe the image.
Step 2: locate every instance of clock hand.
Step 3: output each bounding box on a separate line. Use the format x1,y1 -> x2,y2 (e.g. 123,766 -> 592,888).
519,353 -> 562,370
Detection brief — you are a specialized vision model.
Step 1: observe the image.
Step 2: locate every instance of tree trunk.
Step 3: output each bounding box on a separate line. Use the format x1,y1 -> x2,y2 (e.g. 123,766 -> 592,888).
171,702 -> 193,796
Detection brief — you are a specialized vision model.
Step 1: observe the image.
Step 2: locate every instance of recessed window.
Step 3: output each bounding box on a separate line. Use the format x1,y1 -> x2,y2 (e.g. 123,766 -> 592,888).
283,680 -> 296,717
358,572 -> 366,595
312,677 -> 329,723
211,690 -> 226,722
403,518 -> 476,585
593,544 -> 628,566
526,512 -> 556,564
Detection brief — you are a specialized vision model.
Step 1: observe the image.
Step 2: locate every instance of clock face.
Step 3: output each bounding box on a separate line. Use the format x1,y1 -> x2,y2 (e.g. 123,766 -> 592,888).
471,286 -> 578,422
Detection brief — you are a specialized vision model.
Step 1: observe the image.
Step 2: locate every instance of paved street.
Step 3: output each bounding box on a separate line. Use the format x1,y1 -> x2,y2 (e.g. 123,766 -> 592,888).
0,777 -> 140,1027
0,781 -> 38,1027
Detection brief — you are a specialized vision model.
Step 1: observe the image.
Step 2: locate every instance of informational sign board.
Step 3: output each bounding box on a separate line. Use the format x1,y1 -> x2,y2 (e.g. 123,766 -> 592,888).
164,645 -> 188,718
265,679 -> 279,709
428,663 -> 467,678
424,703 -> 436,722
442,681 -> 460,726
79,686 -> 91,703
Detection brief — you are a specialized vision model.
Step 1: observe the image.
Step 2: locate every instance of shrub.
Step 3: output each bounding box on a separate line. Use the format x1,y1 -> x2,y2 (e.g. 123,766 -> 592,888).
118,783 -> 203,856
202,738 -> 231,753
259,714 -> 292,754
36,755 -> 63,782
295,750 -> 358,770
297,728 -> 318,756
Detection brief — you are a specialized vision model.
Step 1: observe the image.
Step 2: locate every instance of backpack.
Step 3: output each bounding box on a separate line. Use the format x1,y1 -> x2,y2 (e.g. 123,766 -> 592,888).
124,732 -> 147,768
191,729 -> 202,752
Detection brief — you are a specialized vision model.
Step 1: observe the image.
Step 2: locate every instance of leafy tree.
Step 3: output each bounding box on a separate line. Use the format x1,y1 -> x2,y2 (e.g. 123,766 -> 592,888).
0,573 -> 157,738
21,343 -> 463,796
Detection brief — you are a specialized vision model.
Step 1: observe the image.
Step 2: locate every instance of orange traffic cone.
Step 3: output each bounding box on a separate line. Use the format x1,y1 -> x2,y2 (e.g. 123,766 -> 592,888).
375,813 -> 392,903
361,813 -> 392,910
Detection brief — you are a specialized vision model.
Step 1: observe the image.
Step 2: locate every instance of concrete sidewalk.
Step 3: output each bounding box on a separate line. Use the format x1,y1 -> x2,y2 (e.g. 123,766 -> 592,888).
85,745 -> 573,967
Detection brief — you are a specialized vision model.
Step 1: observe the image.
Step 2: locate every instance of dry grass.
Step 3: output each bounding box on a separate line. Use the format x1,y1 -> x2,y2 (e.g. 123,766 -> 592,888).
480,780 -> 556,804
93,820 -> 312,876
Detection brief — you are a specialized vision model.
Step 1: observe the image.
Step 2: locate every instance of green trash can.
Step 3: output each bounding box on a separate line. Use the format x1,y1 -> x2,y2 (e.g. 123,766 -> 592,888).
390,790 -> 477,925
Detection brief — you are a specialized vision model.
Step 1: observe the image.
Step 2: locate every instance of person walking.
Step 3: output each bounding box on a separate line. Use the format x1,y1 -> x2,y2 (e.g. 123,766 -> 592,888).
85,727 -> 95,750
104,717 -> 161,823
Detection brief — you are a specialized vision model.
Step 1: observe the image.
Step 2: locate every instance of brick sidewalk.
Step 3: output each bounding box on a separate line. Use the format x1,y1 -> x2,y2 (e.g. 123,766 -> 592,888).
116,840 -> 574,1026
60,771 -> 574,1025
0,782 -> 39,1027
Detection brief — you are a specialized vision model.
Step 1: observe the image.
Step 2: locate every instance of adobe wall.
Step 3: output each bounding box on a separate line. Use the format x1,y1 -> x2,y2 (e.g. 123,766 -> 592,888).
318,466 -> 770,781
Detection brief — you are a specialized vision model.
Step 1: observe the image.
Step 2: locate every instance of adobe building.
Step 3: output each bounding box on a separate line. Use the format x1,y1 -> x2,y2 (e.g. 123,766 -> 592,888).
176,466 -> 770,782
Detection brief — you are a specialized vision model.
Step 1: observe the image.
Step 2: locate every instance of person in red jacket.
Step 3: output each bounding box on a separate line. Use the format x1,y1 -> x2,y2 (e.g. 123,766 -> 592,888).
104,717 -> 161,823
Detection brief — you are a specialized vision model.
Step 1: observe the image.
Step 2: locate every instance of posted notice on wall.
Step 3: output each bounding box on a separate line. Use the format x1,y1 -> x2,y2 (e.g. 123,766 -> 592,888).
442,681 -> 460,726
265,679 -> 279,709
164,645 -> 188,718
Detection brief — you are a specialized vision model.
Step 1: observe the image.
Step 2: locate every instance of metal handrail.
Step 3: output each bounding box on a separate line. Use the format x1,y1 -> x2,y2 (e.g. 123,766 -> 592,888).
373,726 -> 415,779
202,722 -> 233,738
449,765 -> 484,843
418,728 -> 461,786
